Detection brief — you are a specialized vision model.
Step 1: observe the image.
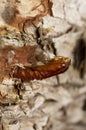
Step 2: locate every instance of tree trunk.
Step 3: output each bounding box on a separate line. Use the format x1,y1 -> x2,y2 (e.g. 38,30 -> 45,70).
0,0 -> 86,130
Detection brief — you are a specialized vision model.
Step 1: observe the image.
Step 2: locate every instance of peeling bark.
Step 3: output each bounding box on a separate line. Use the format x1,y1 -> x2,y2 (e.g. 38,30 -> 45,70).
0,45 -> 46,82
0,0 -> 52,31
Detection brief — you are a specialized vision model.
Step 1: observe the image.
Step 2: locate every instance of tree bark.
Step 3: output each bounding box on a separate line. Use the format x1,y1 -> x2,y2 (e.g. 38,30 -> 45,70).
0,0 -> 86,130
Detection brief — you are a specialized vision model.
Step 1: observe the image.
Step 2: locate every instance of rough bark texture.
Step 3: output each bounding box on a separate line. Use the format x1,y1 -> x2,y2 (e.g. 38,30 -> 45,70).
0,0 -> 86,130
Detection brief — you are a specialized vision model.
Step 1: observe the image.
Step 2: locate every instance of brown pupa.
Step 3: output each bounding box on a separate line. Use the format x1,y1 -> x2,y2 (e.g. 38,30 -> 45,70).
11,56 -> 71,81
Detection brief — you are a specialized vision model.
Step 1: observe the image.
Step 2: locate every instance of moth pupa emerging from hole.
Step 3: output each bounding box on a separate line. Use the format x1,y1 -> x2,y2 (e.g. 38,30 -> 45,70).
10,56 -> 71,81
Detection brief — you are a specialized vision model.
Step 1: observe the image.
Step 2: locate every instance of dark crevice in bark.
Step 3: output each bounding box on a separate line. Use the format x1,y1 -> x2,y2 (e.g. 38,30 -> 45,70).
82,99 -> 86,111
73,37 -> 86,78
36,27 -> 57,56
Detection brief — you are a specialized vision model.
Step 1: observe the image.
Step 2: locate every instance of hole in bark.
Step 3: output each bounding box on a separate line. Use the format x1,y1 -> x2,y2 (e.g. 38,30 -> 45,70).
73,38 -> 86,78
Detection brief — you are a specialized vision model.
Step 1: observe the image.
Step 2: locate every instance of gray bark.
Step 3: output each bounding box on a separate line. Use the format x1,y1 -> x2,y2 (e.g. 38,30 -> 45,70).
0,0 -> 86,130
